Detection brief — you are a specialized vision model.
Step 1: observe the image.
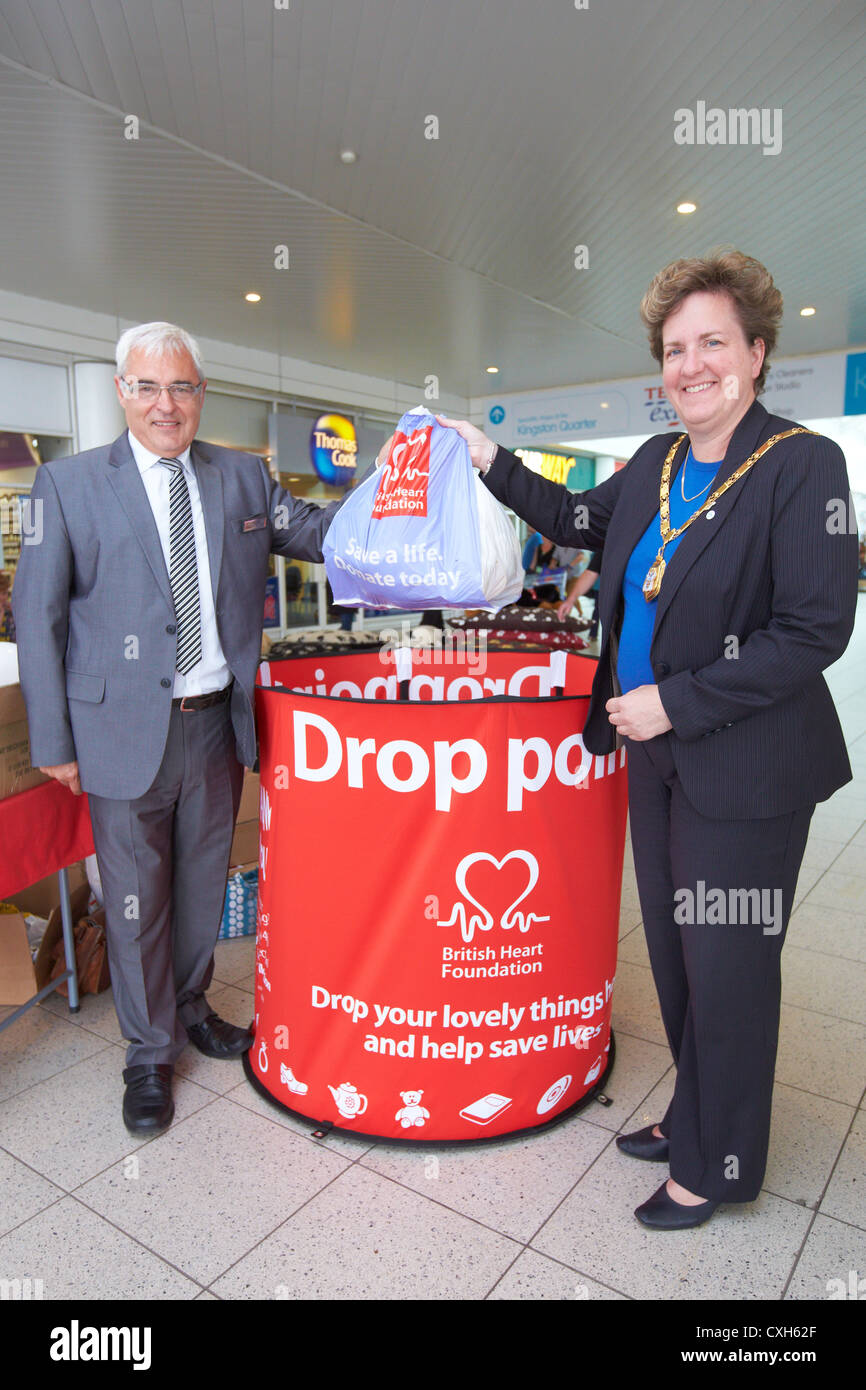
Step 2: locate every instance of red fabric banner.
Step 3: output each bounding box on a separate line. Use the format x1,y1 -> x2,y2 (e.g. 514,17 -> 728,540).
250,652 -> 627,1141
259,646 -> 595,702
0,780 -> 94,898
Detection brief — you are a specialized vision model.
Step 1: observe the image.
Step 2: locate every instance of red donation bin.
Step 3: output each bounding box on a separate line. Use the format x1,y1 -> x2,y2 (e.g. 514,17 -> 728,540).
244,645 -> 628,1142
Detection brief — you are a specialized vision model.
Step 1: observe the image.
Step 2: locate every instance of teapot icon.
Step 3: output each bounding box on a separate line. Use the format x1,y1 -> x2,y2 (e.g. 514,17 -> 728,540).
328,1081 -> 368,1120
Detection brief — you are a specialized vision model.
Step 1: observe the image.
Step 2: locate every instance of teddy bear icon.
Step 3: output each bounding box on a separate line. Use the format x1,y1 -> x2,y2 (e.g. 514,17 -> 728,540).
395,1090 -> 431,1129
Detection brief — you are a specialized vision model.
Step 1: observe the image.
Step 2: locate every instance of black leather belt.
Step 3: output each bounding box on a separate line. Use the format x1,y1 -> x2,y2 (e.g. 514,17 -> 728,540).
173,683 -> 233,712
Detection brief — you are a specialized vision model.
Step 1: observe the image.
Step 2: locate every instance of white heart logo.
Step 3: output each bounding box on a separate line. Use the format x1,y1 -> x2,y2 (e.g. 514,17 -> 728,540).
456,851 -> 541,936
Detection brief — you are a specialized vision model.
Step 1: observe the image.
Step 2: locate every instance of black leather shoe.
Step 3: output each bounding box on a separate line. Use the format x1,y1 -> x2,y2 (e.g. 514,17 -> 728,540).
186,1012 -> 253,1059
616,1124 -> 670,1162
122,1065 -> 175,1136
635,1181 -> 718,1230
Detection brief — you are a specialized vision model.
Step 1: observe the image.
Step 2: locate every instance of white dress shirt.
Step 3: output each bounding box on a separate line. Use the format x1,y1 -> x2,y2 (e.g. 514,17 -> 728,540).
127,430 -> 232,698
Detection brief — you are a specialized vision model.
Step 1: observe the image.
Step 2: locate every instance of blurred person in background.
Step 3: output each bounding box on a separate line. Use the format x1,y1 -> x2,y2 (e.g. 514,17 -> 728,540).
557,549 -> 602,640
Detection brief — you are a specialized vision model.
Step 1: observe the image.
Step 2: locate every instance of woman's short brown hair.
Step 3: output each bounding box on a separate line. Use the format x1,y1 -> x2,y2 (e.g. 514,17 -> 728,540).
639,249 -> 783,393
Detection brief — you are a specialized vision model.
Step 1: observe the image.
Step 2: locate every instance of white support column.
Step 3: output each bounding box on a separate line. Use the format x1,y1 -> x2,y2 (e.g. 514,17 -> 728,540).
593,454 -> 617,484
72,362 -> 124,452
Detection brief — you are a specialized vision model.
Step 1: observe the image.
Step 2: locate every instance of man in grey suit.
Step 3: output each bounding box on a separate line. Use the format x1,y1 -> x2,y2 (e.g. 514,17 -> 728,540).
13,321 -> 343,1135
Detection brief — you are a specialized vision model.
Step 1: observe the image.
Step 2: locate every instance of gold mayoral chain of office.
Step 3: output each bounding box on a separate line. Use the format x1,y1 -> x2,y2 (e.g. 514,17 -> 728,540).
641,427 -> 815,602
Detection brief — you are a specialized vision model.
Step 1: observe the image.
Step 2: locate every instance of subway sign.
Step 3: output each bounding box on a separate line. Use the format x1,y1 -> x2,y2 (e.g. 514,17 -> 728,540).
514,448 -> 578,485
310,414 -> 358,485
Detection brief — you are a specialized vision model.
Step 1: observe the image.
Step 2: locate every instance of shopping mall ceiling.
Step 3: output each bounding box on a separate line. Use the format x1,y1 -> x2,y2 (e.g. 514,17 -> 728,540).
0,0 -> 863,400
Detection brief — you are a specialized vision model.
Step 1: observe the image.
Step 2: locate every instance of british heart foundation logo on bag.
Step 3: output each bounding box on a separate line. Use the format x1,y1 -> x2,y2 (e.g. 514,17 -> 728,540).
372,423 -> 432,518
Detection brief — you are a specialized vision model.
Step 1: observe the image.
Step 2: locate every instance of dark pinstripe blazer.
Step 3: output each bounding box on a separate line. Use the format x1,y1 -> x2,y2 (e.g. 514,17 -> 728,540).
482,398 -> 858,818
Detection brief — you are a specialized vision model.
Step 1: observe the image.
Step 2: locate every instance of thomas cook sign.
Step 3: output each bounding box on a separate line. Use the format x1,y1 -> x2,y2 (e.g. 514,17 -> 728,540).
310,414 -> 358,485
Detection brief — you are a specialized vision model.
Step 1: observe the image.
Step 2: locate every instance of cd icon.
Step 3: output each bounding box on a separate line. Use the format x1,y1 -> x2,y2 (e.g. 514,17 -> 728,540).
537,1074 -> 573,1115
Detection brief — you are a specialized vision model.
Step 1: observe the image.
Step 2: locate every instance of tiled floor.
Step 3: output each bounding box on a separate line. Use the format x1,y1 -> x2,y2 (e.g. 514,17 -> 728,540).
1,599 -> 864,1301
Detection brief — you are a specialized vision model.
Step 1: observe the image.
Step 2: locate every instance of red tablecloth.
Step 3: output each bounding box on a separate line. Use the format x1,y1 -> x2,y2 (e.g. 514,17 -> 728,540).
0,780 -> 94,898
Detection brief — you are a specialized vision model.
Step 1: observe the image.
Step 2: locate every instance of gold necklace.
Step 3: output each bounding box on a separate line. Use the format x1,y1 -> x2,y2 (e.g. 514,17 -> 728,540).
642,428 -> 814,602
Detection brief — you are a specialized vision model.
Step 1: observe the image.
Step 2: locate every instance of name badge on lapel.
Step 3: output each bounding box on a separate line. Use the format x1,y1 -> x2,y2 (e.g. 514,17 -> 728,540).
241,515 -> 268,533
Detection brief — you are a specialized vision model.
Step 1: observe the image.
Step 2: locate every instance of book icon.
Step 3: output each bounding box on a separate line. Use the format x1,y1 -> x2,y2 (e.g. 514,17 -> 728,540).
459,1092 -> 513,1126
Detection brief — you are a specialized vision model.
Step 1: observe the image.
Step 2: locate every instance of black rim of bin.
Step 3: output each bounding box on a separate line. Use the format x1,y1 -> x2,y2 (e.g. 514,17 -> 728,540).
242,1032 -> 616,1147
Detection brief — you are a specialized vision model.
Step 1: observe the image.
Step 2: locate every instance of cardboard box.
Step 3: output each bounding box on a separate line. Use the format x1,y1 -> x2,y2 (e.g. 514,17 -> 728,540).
228,770 -> 260,868
230,819 -> 259,869
0,876 -> 92,1005
5,860 -> 88,920
237,769 -> 260,825
0,682 -> 47,801
0,907 -> 38,1005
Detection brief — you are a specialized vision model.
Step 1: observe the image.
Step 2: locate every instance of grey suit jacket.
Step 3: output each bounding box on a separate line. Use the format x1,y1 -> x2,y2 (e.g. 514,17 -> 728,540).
13,432 -> 343,798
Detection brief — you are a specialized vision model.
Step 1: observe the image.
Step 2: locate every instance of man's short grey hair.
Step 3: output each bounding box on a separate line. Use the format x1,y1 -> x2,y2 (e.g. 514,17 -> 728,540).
115,322 -> 205,379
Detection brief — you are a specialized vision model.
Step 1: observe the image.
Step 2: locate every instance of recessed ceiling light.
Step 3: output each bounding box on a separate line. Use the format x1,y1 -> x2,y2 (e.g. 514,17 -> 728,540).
676,201 -> 697,215
486,366 -> 499,374
600,402 -> 609,409
340,149 -> 357,164
245,292 -> 261,303
800,306 -> 816,317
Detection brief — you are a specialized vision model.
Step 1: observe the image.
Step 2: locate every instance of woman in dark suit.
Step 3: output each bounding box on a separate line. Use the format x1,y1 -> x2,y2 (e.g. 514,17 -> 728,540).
439,250 -> 858,1229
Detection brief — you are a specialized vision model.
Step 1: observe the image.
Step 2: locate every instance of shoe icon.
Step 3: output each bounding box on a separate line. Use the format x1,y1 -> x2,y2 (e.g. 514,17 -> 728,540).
280,1062 -> 309,1096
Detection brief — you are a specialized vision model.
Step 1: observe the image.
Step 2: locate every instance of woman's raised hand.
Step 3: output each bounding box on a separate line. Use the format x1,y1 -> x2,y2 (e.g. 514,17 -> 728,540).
435,415 -> 497,472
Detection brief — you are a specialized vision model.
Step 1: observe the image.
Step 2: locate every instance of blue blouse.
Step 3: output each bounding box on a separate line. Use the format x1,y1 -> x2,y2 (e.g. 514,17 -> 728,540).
616,451 -> 721,695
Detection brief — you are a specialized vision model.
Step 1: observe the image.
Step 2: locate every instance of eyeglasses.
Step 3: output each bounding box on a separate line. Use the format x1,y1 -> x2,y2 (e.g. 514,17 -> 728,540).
120,378 -> 203,402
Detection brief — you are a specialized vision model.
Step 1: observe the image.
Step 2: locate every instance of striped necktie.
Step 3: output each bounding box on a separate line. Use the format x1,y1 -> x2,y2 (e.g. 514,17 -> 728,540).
160,457 -> 202,674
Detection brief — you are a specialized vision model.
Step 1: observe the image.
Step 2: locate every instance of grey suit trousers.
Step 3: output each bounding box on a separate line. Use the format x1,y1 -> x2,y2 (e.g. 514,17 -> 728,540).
88,697 -> 246,1068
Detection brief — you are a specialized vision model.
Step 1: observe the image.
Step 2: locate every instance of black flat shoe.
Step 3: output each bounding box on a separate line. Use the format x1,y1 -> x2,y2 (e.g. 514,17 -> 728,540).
635,1181 -> 718,1230
616,1124 -> 670,1162
122,1065 -> 175,1135
186,1012 -> 253,1059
